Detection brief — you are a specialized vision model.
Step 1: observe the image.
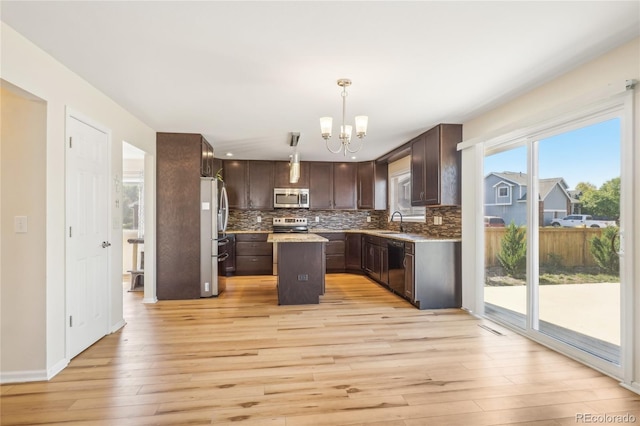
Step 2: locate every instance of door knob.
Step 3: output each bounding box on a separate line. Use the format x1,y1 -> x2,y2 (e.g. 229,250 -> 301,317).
101,241 -> 112,248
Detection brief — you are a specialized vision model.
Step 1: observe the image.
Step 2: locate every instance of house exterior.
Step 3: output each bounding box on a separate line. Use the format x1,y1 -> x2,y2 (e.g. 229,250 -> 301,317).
484,171 -> 573,226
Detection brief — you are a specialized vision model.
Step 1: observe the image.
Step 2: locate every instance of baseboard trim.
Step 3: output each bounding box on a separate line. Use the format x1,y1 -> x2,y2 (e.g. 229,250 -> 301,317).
143,296 -> 158,304
111,319 -> 126,333
620,381 -> 640,396
1,357 -> 69,384
47,358 -> 68,380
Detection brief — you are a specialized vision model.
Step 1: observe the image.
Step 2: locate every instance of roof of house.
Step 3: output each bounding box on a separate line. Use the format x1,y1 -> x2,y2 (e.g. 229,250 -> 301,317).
487,172 -> 569,201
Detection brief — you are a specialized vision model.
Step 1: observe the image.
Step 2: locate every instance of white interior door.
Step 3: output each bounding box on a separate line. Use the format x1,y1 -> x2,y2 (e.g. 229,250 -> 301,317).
66,113 -> 110,359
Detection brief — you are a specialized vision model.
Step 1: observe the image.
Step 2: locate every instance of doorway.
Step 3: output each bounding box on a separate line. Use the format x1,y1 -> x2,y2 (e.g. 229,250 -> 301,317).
122,142 -> 145,294
483,114 -> 625,376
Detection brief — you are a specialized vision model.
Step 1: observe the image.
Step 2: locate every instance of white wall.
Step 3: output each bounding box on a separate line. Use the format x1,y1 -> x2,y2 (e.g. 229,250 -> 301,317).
460,38 -> 640,392
0,22 -> 156,382
0,85 -> 47,378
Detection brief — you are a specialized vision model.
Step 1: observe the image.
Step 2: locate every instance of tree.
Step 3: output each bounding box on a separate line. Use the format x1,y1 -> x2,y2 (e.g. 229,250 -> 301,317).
575,177 -> 620,219
497,221 -> 527,277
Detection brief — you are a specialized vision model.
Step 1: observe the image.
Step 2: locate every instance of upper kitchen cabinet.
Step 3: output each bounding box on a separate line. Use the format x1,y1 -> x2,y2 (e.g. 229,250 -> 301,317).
222,160 -> 274,210
247,161 -> 274,209
411,123 -> 462,206
357,161 -> 387,210
223,160 -> 248,209
274,161 -> 309,188
309,162 -> 357,210
200,138 -> 215,177
333,162 -> 357,209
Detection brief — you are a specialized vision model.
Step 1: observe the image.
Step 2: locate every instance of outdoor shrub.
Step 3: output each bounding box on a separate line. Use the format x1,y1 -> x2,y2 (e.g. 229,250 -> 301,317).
497,221 -> 527,277
543,253 -> 564,272
590,226 -> 619,275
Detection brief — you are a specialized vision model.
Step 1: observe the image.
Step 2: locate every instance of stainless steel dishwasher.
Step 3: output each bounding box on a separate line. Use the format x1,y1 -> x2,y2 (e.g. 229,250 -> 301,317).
387,240 -> 405,295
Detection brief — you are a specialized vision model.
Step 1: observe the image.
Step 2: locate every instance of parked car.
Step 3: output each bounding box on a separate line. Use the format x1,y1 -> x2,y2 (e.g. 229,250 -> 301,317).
550,215 -> 617,228
484,216 -> 505,227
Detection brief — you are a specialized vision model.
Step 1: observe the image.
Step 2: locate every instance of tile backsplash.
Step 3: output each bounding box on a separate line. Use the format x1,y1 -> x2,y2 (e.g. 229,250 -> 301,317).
227,206 -> 461,239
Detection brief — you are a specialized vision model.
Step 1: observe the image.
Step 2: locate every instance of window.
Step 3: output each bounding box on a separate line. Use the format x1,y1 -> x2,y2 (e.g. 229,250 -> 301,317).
388,156 -> 425,222
122,171 -> 144,232
498,187 -> 509,197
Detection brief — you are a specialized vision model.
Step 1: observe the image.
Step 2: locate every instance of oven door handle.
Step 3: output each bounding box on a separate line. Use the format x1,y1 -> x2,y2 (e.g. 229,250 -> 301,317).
216,252 -> 229,262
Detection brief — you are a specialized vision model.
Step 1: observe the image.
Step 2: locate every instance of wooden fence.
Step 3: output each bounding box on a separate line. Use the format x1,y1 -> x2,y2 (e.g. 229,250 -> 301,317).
485,227 -> 604,268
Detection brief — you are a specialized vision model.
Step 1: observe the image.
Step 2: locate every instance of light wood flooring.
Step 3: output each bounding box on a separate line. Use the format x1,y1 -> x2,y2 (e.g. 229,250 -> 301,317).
1,274 -> 639,425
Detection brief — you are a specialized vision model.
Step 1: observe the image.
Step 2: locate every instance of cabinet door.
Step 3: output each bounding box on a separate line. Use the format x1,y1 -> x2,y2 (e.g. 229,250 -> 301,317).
309,162 -> 333,209
423,126 -> 441,205
357,162 -> 375,209
247,161 -> 274,209
404,253 -> 415,301
411,135 -> 426,205
333,162 -> 357,209
274,161 -> 309,188
223,160 -> 248,209
380,245 -> 388,285
345,233 -> 362,271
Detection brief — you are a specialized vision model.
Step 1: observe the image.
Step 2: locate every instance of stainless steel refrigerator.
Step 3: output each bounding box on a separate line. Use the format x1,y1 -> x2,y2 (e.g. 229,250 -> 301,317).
200,178 -> 229,297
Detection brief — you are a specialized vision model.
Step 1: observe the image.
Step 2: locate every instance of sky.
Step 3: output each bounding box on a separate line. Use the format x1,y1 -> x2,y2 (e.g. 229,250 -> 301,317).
483,118 -> 621,189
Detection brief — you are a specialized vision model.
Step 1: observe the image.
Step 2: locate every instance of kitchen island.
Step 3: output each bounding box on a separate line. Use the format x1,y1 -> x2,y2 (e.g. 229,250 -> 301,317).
267,233 -> 328,305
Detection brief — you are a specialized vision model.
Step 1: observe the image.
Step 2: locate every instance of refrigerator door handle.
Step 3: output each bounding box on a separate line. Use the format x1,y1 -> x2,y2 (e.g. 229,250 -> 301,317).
216,252 -> 229,262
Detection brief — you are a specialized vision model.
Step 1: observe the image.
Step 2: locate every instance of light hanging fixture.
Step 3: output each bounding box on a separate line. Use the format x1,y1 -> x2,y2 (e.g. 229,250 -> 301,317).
320,79 -> 368,156
289,132 -> 300,184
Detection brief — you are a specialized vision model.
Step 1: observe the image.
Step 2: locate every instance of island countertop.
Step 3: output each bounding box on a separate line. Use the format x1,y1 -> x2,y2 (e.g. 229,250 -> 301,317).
267,233 -> 329,243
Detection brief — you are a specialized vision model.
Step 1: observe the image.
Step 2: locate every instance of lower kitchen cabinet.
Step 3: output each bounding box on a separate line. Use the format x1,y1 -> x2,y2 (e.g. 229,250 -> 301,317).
363,235 -> 387,285
345,233 -> 362,272
235,233 -> 273,275
316,233 -> 345,273
403,243 -> 415,301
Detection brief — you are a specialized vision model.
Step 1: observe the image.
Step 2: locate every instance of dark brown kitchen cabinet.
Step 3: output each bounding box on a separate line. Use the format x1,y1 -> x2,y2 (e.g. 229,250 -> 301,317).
235,233 -> 272,275
222,160 -> 274,210
200,139 -> 215,177
309,162 -> 357,210
345,233 -> 362,272
309,162 -> 333,209
156,132 -> 213,300
274,161 -> 309,188
404,243 -> 415,301
316,233 -> 345,273
363,235 -> 384,283
411,123 -> 462,206
223,160 -> 248,209
247,161 -> 274,209
357,161 -> 387,210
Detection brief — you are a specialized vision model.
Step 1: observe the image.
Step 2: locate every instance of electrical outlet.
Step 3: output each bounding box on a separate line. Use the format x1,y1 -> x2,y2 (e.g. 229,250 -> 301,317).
257,216 -> 262,223
297,274 -> 309,281
14,216 -> 28,233
205,282 -> 210,292
315,216 -> 319,223
366,216 -> 371,223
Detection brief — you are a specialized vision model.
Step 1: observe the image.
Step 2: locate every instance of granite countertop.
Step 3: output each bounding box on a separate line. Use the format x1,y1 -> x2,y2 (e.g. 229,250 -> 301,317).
226,228 -> 460,243
267,233 -> 329,243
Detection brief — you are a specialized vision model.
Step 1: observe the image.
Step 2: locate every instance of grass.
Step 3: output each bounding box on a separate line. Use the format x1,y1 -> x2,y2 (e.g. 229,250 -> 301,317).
485,266 -> 619,286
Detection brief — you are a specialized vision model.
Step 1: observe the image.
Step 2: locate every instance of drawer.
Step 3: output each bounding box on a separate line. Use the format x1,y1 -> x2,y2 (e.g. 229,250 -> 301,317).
405,242 -> 415,254
236,241 -> 272,256
235,255 -> 272,275
235,233 -> 268,242
325,240 -> 345,255
364,235 -> 382,246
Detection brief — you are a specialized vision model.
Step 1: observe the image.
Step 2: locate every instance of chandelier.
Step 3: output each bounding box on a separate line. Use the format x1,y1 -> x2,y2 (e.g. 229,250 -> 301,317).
320,79 -> 368,156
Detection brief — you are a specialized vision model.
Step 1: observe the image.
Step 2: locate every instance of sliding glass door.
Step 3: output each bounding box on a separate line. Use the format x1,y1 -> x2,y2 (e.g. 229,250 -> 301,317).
483,116 -> 622,368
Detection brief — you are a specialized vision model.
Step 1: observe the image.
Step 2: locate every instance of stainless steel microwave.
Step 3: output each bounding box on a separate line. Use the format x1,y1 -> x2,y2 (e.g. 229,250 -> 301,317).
273,188 -> 310,208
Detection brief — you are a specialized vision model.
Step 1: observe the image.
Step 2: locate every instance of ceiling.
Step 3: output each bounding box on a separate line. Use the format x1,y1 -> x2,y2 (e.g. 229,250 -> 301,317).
2,1 -> 638,162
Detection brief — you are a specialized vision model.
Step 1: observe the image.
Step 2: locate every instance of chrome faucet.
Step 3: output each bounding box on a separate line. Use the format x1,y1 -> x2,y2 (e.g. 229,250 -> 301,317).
390,211 -> 404,232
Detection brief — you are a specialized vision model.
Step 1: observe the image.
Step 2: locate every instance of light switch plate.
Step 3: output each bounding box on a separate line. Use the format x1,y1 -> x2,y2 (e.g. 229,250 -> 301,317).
366,216 -> 371,223
15,216 -> 28,233
257,216 -> 262,223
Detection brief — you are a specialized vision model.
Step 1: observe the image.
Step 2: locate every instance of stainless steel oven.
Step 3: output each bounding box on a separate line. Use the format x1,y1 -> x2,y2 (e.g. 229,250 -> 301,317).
273,188 -> 310,208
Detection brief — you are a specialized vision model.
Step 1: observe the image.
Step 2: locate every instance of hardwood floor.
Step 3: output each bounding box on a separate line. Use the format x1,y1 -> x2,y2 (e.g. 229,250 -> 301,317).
2,274 -> 638,425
